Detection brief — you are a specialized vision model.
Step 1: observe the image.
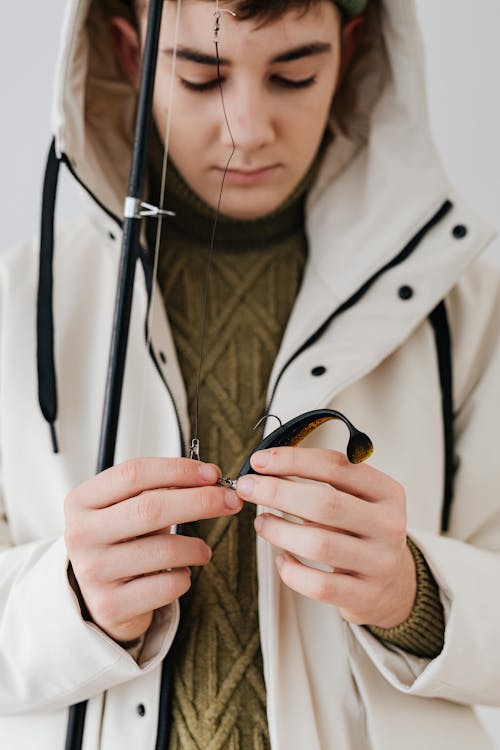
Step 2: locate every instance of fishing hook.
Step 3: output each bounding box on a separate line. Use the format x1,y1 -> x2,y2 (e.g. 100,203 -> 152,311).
253,414 -> 283,431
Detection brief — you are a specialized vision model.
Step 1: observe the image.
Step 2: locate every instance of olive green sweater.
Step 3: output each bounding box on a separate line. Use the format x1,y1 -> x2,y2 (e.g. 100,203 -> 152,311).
149,157 -> 445,750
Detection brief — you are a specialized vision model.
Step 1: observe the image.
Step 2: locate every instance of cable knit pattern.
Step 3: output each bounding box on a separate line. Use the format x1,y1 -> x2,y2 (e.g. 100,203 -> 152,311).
151,155 -> 308,750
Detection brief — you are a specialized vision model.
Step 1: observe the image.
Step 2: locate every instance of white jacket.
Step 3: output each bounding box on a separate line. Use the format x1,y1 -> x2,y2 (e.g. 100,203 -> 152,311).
1,0 -> 499,748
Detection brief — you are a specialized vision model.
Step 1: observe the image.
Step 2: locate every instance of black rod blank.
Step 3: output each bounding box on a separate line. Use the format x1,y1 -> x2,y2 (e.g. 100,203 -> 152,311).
65,1 -> 165,748
97,0 -> 164,472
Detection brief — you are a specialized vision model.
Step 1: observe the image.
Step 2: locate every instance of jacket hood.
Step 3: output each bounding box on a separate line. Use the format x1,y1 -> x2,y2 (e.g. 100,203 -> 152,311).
40,0 -> 494,454
52,0 -> 448,224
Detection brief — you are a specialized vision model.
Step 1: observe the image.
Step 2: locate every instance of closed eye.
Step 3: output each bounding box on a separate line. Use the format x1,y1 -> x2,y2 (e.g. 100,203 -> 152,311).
179,75 -> 317,92
272,74 -> 317,89
179,77 -> 221,92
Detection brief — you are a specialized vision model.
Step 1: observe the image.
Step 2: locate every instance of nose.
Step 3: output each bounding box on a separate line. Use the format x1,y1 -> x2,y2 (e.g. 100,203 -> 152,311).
219,81 -> 275,156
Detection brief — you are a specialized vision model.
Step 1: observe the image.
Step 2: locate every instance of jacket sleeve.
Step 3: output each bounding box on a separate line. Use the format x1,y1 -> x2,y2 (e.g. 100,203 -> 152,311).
0,523 -> 180,714
349,259 -> 500,706
0,236 -> 181,714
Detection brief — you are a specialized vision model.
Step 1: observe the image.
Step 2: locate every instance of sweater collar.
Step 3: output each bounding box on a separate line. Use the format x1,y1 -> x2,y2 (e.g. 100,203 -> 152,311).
148,134 -> 322,250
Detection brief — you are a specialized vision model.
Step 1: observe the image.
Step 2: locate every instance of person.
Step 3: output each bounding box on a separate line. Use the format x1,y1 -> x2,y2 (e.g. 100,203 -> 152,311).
0,0 -> 499,748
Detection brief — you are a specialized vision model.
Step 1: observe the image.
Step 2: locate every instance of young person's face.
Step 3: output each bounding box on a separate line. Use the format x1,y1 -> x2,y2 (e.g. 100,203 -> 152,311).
111,1 -> 360,220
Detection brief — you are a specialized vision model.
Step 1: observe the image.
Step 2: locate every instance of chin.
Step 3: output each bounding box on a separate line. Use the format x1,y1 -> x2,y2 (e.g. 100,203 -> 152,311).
218,194 -> 286,221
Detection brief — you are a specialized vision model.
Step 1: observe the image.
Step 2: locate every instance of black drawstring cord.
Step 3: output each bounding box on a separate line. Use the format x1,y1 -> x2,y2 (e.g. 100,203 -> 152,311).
429,300 -> 455,533
37,137 -> 60,454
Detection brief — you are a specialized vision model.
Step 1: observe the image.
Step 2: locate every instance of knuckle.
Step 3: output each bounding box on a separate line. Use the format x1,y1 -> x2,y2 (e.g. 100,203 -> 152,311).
63,525 -> 76,551
64,489 -> 77,518
78,557 -> 102,584
285,448 -> 299,474
153,535 -> 171,567
92,590 -> 118,626
395,522 -> 407,548
392,480 -> 407,507
118,459 -> 142,490
312,534 -> 333,563
171,457 -> 190,481
265,478 -> 280,504
386,515 -> 407,546
161,570 -> 191,603
178,568 -> 192,594
328,450 -> 349,475
136,492 -> 162,527
331,449 -> 349,467
197,486 -> 220,516
64,521 -> 85,552
320,485 -> 339,518
311,575 -> 333,603
195,539 -> 212,564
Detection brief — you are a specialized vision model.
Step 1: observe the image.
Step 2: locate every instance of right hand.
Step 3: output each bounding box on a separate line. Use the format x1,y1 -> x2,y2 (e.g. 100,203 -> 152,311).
64,457 -> 241,644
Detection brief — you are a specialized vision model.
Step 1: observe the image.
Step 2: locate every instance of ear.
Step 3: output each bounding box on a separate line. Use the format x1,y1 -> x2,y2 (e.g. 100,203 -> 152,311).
338,15 -> 365,82
108,16 -> 142,90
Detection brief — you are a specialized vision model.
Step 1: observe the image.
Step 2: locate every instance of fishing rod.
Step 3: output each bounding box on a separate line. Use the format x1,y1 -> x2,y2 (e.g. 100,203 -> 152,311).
65,0 -> 167,747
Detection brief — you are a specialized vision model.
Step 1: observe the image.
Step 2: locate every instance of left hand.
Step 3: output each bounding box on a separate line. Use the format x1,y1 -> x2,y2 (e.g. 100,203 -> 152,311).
235,447 -> 416,629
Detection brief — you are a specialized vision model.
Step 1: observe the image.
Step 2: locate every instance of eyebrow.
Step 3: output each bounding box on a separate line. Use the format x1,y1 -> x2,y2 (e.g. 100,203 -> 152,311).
164,42 -> 332,66
272,42 -> 332,64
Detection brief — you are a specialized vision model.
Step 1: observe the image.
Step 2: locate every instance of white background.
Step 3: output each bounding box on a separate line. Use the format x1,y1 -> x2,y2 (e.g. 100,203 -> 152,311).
1,0 -> 499,745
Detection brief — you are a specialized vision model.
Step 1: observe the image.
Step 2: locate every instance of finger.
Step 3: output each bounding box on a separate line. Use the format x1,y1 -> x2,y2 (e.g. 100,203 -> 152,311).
250,447 -> 402,503
93,569 -> 192,627
255,514 -> 372,574
95,484 -> 242,543
95,534 -> 212,582
275,551 -> 368,608
236,474 -> 378,537
68,458 -> 222,510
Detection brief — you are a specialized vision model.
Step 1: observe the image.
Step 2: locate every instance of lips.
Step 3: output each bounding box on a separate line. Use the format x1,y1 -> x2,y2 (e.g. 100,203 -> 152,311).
226,166 -> 275,173
213,164 -> 281,184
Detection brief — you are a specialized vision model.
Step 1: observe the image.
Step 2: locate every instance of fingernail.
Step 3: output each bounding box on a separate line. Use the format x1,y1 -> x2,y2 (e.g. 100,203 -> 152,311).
237,476 -> 254,498
225,489 -> 241,509
254,515 -> 264,532
252,450 -> 270,469
200,464 -> 219,483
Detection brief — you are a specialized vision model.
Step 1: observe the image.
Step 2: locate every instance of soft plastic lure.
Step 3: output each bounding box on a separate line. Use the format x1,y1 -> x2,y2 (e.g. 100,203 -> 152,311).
218,409 -> 374,489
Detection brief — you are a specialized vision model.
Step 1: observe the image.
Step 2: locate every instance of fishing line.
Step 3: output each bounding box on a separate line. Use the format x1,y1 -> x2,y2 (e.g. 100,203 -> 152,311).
189,3 -> 237,460
135,0 -> 182,456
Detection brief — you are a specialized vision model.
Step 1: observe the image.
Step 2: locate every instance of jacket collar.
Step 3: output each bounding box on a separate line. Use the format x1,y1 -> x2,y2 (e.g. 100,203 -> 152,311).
267,189 -> 495,420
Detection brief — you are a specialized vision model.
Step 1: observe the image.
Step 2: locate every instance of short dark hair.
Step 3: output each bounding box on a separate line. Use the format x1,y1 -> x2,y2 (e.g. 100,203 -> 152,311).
128,0 -> 345,25
198,1 -> 340,23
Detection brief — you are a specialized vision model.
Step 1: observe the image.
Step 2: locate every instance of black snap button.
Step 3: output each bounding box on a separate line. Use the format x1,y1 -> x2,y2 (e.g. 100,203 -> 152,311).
398,285 -> 414,300
311,366 -> 327,377
159,351 -> 167,364
452,225 -> 467,239
108,231 -> 116,241
137,704 -> 146,717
